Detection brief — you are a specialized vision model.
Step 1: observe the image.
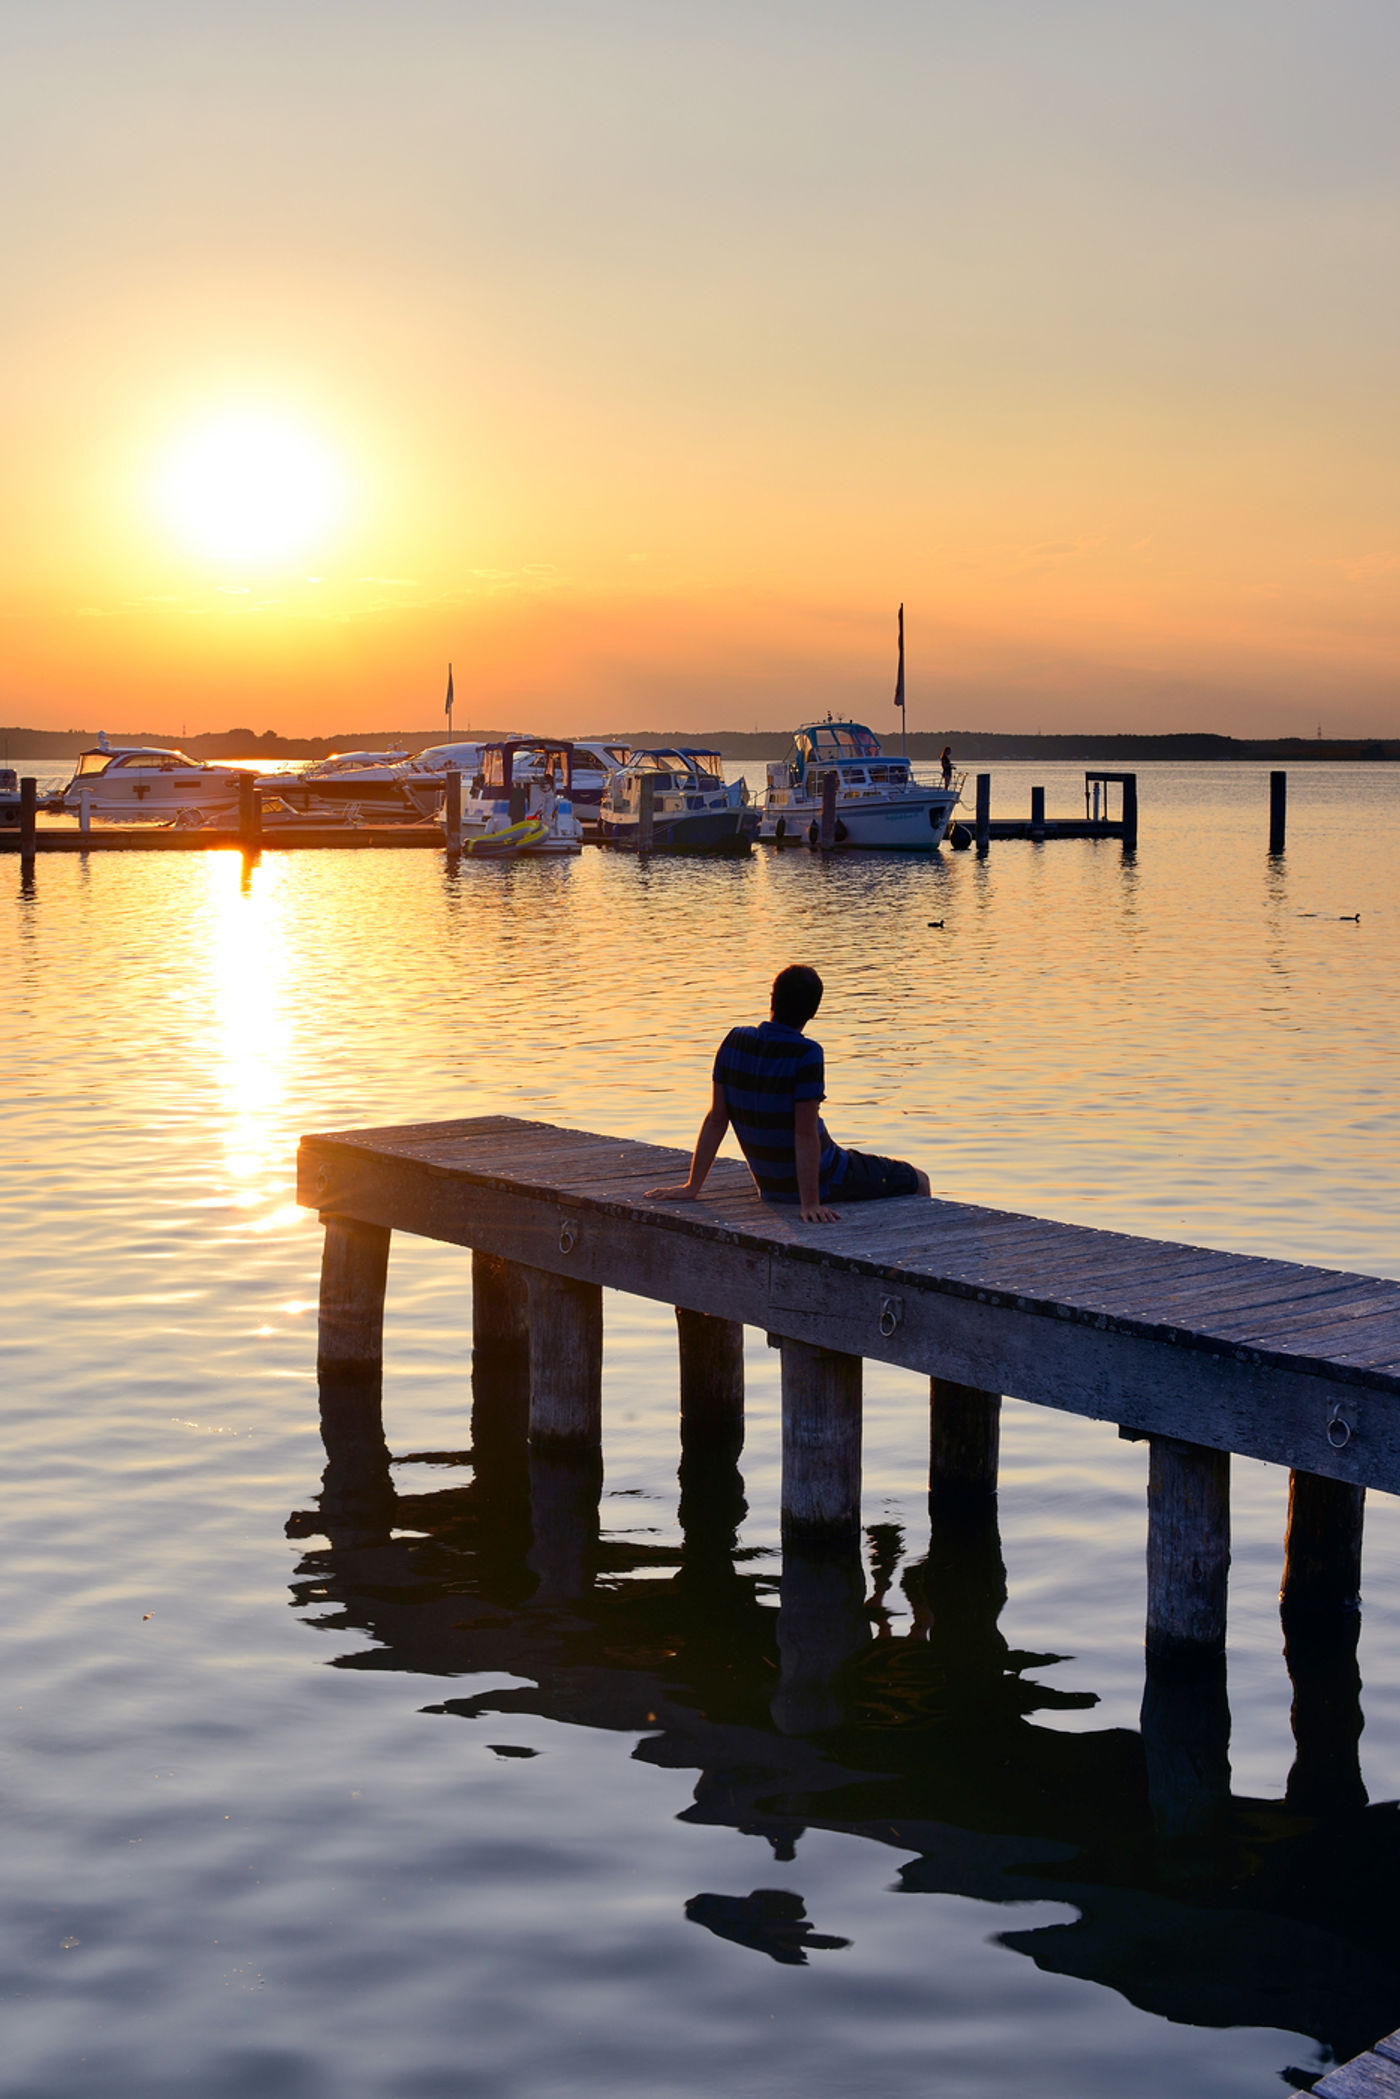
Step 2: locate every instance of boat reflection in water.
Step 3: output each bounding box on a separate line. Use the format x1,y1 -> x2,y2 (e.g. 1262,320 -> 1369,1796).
290,1351 -> 1397,2061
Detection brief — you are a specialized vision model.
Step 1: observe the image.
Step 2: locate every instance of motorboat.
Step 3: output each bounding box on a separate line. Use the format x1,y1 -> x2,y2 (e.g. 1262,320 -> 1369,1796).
756,720 -> 961,850
266,749 -> 420,821
398,742 -> 489,819
52,743 -> 245,820
597,748 -> 758,854
529,739 -> 631,823
458,741 -> 585,855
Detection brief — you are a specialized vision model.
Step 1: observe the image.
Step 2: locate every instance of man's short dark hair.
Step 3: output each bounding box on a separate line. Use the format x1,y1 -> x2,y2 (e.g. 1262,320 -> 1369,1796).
771,964 -> 823,1029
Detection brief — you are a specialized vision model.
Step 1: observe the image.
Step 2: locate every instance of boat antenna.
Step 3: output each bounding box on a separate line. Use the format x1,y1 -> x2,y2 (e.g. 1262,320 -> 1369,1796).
893,604 -> 906,758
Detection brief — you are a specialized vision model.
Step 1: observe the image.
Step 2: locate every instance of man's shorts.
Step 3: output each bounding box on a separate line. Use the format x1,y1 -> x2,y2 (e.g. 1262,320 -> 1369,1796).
829,1149 -> 921,1202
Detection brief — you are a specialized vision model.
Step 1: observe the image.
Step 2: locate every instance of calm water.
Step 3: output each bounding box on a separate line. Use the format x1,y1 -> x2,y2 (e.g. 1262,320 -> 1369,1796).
3,761 -> 1398,2098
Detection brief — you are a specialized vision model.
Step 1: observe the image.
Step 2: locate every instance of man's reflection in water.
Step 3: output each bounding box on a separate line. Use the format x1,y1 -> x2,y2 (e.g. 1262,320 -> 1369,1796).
290,1371 -> 1400,2068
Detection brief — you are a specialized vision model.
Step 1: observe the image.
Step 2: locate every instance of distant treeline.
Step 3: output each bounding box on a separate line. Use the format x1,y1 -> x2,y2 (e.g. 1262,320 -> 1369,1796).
4,724 -> 1398,763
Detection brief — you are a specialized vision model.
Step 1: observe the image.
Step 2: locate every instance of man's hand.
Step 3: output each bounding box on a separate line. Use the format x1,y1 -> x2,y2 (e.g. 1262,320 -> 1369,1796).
647,1183 -> 699,1201
799,1203 -> 841,1224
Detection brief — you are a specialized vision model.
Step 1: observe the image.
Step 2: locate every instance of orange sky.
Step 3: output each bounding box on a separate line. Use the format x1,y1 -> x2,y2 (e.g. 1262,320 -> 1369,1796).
2,1 -> 1397,736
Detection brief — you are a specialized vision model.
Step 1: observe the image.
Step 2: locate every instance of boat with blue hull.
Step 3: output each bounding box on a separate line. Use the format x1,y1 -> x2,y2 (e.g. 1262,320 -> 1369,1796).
598,748 -> 758,854
757,720 -> 961,850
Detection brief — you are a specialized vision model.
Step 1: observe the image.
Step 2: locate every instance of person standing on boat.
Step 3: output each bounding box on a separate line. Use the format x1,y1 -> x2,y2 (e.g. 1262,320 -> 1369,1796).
646,965 -> 931,1224
940,745 -> 954,786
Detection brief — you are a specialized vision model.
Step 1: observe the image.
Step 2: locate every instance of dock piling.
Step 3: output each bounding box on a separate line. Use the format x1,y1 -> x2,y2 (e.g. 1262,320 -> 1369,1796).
19,776 -> 36,861
929,1379 -> 1001,1507
975,772 -> 990,854
819,769 -> 838,851
1122,772 -> 1138,849
637,773 -> 655,853
317,1216 -> 392,1383
676,1308 -> 745,1463
780,1339 -> 861,1538
1281,1469 -> 1365,1622
1030,785 -> 1046,841
1146,1436 -> 1230,1659
1282,1479 -> 1367,1814
238,773 -> 262,850
78,789 -> 92,834
524,1267 -> 603,1455
1269,769 -> 1287,854
444,765 -> 462,853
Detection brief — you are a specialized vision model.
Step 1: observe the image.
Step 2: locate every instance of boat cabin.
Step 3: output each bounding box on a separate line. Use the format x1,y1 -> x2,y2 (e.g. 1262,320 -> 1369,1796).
773,721 -> 910,795
72,745 -> 213,777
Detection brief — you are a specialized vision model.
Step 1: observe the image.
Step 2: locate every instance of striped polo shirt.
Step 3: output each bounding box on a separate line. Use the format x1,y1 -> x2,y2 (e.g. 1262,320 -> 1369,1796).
713,1021 -> 847,1204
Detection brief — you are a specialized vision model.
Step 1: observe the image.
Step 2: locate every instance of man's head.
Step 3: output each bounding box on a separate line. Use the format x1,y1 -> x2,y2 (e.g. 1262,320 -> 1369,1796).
770,964 -> 823,1030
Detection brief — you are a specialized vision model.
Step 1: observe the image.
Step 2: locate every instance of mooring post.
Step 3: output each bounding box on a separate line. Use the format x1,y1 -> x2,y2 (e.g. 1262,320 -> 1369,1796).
1121,772 -> 1139,850
1281,1470 -> 1365,1622
975,772 -> 990,854
676,1307 -> 745,1465
637,773 -> 655,854
238,772 -> 261,849
1269,770 -> 1287,854
779,1338 -> 861,1538
19,776 -> 36,861
78,788 -> 92,835
929,1379 -> 1001,1508
1030,784 -> 1045,841
524,1267 -> 603,1454
1145,1436 -> 1230,1658
444,764 -> 462,852
818,769 -> 839,851
317,1215 -> 392,1382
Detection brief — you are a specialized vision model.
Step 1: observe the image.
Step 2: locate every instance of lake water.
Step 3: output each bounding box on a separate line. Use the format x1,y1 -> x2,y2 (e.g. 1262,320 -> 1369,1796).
3,760 -> 1398,2098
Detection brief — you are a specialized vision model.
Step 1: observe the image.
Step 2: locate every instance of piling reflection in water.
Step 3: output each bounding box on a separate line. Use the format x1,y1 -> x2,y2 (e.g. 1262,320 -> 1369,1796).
290,1364 -> 1400,2069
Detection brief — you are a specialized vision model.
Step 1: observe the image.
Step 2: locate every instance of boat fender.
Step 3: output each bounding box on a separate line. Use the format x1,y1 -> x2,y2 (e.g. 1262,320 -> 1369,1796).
834,818 -> 848,844
807,820 -> 821,848
774,816 -> 786,840
949,822 -> 972,851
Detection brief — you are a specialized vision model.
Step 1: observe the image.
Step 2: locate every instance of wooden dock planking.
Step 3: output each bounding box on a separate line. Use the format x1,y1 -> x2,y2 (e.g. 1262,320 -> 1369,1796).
1317,2035 -> 1400,2097
299,1115 -> 1400,1492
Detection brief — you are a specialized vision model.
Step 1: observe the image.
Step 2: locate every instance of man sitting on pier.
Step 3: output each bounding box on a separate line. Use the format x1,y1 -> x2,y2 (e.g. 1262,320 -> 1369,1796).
647,964 -> 931,1224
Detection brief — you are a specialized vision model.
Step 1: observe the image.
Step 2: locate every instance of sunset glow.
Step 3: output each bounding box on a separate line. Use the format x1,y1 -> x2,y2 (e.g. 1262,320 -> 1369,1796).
156,413 -> 348,564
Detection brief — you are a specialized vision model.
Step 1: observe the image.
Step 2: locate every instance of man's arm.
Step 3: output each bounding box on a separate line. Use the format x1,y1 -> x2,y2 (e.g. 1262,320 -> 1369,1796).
793,1098 -> 840,1224
646,1084 -> 730,1200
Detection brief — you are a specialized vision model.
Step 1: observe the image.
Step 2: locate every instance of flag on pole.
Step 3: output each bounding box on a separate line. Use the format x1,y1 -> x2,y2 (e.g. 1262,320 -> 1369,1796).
444,663 -> 454,719
893,605 -> 905,709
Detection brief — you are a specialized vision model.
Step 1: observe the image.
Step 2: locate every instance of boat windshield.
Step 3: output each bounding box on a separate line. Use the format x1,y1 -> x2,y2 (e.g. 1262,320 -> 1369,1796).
800,723 -> 882,762
679,749 -> 725,779
75,751 -> 116,776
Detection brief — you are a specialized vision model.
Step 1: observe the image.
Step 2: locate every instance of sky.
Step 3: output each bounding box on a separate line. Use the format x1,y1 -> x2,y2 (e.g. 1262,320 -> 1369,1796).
1,0 -> 1397,738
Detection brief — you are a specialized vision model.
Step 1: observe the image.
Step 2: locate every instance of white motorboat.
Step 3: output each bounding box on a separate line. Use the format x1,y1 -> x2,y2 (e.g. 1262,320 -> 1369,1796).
398,742 -> 489,819
458,741 -> 585,854
598,748 -> 758,854
533,739 -> 631,823
53,742 -> 245,820
757,720 -> 961,850
266,749 -> 420,821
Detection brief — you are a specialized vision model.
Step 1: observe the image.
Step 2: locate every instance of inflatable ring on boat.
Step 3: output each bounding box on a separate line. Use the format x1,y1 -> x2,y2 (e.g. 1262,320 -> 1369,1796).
464,815 -> 548,856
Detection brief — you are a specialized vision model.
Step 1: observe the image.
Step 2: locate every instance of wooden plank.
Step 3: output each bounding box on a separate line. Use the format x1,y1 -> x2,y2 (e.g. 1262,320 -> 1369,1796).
1315,2053 -> 1400,2098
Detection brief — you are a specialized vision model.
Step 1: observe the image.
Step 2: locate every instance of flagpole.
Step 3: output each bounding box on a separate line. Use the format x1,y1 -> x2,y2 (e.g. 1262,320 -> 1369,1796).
893,605 -> 906,758
445,662 -> 454,740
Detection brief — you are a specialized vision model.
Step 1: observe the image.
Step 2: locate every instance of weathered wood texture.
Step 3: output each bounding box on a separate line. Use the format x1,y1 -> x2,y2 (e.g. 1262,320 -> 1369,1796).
780,1339 -> 861,1535
1281,1470 -> 1365,1620
317,1215 -> 391,1378
929,1380 -> 1000,1505
298,1117 -> 1400,1494
1316,2040 -> 1400,2098
1146,1437 -> 1230,1657
676,1308 -> 745,1460
522,1265 -> 603,1450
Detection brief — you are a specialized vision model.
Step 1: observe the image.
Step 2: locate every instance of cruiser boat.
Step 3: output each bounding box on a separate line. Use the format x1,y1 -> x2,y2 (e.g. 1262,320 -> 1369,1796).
598,748 -> 758,854
458,741 -> 585,855
757,720 -> 961,850
398,742 -> 488,819
54,744 -> 245,820
266,750 -> 420,821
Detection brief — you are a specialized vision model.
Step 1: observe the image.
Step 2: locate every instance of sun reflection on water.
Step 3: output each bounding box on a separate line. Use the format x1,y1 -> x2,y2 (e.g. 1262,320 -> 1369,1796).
207,853 -> 295,1225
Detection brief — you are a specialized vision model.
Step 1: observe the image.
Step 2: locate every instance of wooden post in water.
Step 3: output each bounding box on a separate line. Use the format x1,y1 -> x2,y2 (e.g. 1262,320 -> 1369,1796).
676,1308 -> 744,1464
975,772 -> 990,855
317,1216 -> 392,1382
779,1339 -> 861,1538
238,772 -> 261,850
1145,1436 -> 1230,1658
444,765 -> 462,852
19,776 -> 36,860
637,773 -> 655,854
1121,772 -> 1138,850
929,1379 -> 1000,1506
818,769 -> 838,852
1269,769 -> 1287,854
1030,784 -> 1046,841
1281,1471 -> 1367,1815
78,789 -> 92,834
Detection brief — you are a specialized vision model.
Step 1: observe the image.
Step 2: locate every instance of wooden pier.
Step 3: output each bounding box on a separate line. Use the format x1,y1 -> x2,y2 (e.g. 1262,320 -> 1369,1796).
1,819 -> 448,853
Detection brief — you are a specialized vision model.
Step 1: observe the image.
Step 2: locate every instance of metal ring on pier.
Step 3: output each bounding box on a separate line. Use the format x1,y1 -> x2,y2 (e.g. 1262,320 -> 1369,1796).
1326,1405 -> 1353,1451
559,1218 -> 578,1255
879,1295 -> 903,1338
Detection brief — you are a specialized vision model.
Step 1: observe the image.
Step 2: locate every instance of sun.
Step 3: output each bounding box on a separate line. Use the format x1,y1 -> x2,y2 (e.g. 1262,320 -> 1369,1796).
157,411 -> 348,563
